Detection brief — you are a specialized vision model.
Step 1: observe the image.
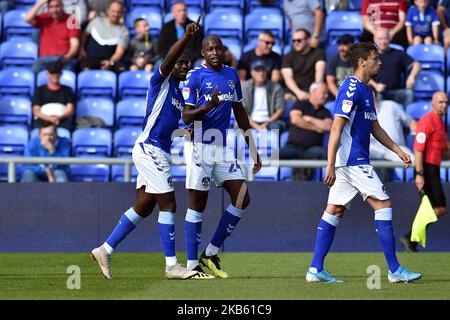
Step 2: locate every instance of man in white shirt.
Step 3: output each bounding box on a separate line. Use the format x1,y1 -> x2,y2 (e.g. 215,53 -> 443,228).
241,60 -> 286,131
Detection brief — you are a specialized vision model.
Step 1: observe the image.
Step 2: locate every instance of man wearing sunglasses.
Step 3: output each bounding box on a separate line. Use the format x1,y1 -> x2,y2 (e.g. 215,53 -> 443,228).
237,31 -> 282,83
282,28 -> 326,102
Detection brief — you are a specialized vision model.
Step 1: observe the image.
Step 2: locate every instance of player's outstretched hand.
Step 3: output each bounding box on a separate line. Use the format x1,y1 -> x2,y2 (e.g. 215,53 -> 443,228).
398,150 -> 412,168
324,165 -> 336,187
252,152 -> 262,174
186,16 -> 201,37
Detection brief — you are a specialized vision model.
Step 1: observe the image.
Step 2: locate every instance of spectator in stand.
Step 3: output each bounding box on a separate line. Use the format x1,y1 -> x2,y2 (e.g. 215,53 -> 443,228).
158,1 -> 203,65
87,0 -> 121,21
437,0 -> 450,53
326,34 -> 355,98
406,0 -> 440,45
280,82 -> 331,161
223,46 -> 238,68
242,60 -> 286,131
79,0 -> 129,72
370,92 -> 416,162
361,0 -> 408,48
370,28 -> 421,107
21,122 -> 71,183
24,0 -> 81,73
39,0 -> 88,27
237,31 -> 282,83
127,18 -> 159,72
32,62 -> 75,131
283,0 -> 324,48
281,28 -> 326,102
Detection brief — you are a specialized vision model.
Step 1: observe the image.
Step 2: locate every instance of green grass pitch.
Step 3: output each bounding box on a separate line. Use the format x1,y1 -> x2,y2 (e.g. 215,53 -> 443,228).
0,252 -> 449,300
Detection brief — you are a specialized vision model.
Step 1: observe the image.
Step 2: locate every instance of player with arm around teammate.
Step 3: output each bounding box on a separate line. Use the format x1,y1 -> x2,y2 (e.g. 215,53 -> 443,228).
90,17 -> 212,280
181,35 -> 262,278
306,42 -> 422,283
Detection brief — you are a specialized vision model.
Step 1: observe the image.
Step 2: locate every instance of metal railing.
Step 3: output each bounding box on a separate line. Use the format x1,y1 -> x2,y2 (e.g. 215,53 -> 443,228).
2,157 -> 450,183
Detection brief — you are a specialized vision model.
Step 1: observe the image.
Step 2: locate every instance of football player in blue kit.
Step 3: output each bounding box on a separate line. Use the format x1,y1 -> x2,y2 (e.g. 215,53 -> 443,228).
90,17 -> 211,280
181,34 -> 262,278
305,42 -> 422,284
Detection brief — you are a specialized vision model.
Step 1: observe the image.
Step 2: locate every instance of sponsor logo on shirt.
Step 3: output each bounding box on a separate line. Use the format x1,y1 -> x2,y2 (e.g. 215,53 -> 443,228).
172,97 -> 184,111
182,87 -> 190,100
204,92 -> 234,102
364,112 -> 377,121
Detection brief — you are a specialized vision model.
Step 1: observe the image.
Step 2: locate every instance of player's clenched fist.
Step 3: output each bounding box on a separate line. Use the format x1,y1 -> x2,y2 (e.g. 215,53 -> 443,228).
186,16 -> 201,37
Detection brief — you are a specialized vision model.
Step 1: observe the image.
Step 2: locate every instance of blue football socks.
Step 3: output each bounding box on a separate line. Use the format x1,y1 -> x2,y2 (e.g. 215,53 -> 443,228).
104,207 -> 143,254
157,211 -> 176,260
209,205 -> 243,251
185,208 -> 203,269
310,212 -> 340,272
374,207 -> 400,273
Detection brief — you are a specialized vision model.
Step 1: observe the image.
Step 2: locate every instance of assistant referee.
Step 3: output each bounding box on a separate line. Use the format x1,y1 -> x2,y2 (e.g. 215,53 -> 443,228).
401,91 -> 449,252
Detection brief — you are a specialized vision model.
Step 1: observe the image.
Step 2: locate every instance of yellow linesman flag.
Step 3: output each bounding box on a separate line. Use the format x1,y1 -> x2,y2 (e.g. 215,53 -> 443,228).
410,195 -> 438,247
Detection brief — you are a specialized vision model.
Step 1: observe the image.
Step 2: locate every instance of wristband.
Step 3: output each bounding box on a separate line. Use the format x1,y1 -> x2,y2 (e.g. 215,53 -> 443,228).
415,170 -> 424,176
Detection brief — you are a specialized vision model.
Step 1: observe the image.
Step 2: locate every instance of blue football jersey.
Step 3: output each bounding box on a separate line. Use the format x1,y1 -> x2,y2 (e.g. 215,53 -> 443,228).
181,64 -> 242,145
334,76 -> 377,167
135,68 -> 184,154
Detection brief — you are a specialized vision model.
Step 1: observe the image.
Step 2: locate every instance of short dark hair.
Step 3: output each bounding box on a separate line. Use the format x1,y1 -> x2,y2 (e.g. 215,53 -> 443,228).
134,18 -> 147,27
294,28 -> 311,39
350,42 -> 379,69
46,61 -> 63,74
39,121 -> 56,132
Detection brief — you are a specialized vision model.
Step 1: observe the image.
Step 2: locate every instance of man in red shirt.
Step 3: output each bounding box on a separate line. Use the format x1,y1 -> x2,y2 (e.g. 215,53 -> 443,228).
25,0 -> 81,73
361,0 -> 408,48
401,91 -> 449,252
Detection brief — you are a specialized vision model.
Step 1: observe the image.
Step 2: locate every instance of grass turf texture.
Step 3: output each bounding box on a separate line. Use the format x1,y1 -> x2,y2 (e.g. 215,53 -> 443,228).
0,252 -> 449,300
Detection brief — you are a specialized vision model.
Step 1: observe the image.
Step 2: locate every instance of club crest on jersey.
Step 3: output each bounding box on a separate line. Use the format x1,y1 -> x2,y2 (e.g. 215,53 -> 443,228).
206,82 -> 213,89
182,87 -> 190,100
167,177 -> 174,188
201,177 -> 210,187
228,80 -> 235,90
342,100 -> 353,113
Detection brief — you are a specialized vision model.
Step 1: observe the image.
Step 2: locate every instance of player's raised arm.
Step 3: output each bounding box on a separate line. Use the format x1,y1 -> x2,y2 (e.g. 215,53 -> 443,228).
371,120 -> 412,168
233,101 -> 262,174
160,16 -> 201,77
324,116 -> 347,187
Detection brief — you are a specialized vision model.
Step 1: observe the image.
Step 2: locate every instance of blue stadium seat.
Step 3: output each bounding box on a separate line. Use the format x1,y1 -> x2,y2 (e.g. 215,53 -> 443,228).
405,101 -> 432,120
326,43 -> 338,60
0,124 -> 28,155
389,43 -> 404,51
204,8 -> 243,40
324,100 -> 335,117
116,98 -> 146,128
279,167 -> 292,181
414,71 -> 444,100
127,0 -> 164,10
70,164 -> 110,182
114,127 -> 141,157
283,44 -> 291,55
407,44 -> 445,74
280,131 -> 289,148
13,0 -> 36,8
126,7 -> 163,38
206,0 -> 244,13
111,165 -> 138,182
246,0 -> 282,13
0,67 -> 35,97
0,39 -> 37,68
325,11 -> 362,45
72,128 -> 112,157
171,165 -> 186,181
37,70 -> 76,92
236,129 -> 279,161
254,167 -> 279,181
0,124 -> 28,181
349,0 -> 362,10
118,70 -> 152,99
244,8 -> 284,44
77,70 -> 117,100
3,10 -> 37,41
243,38 -> 282,55
222,38 -> 242,61
0,96 -> 32,126
30,127 -> 71,140
76,98 -> 115,127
